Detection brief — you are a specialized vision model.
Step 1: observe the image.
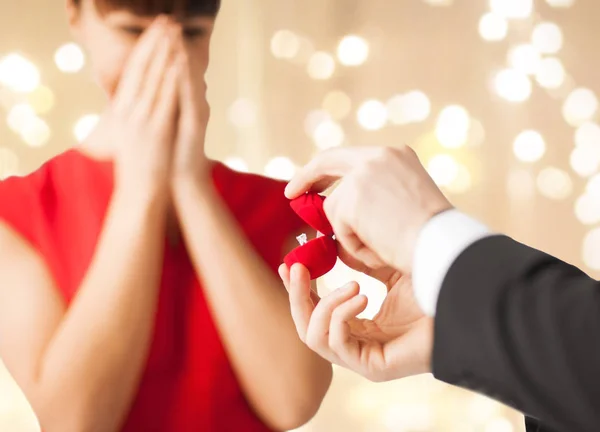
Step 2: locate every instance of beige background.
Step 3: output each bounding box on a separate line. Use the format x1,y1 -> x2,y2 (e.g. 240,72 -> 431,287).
0,0 -> 597,430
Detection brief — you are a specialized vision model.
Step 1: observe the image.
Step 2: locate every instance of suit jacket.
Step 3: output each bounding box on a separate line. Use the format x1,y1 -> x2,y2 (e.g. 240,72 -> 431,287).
431,235 -> 600,432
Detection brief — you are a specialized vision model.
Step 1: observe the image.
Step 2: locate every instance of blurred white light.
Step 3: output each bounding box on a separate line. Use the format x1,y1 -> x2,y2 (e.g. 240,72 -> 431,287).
357,100 -> 388,131
446,164 -> 472,194
467,119 -> 486,147
0,87 -> 15,110
313,119 -> 345,150
54,43 -> 85,73
291,37 -> 315,65
27,85 -> 55,114
537,167 -> 572,200
535,57 -> 565,89
356,274 -> 387,319
228,98 -> 258,128
479,13 -> 508,42
320,260 -> 357,296
0,54 -> 40,93
586,173 -> 600,197
307,52 -> 335,80
74,114 -> 99,143
575,122 -> 600,154
224,157 -> 249,173
0,148 -> 19,179
489,0 -> 533,19
546,0 -> 575,7
485,417 -> 514,432
532,22 -> 563,54
304,110 -> 332,137
583,228 -> 600,270
494,69 -> 532,102
383,403 -> 434,431
468,395 -> 500,423
270,30 -> 300,59
570,146 -> 600,177
265,156 -> 296,180
20,117 -> 50,147
346,384 -> 385,418
435,105 -> 470,149
322,91 -> 352,120
337,35 -> 369,66
563,88 -> 598,127
508,44 -> 541,75
387,91 -> 431,125
428,154 -> 459,187
513,130 -> 546,163
6,103 -> 36,132
507,169 -> 535,200
575,193 -> 600,225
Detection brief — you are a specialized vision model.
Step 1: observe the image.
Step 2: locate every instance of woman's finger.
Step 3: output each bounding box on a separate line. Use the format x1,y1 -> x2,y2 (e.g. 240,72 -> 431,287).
135,27 -> 178,117
178,49 -> 208,132
114,17 -> 168,111
153,52 -> 183,123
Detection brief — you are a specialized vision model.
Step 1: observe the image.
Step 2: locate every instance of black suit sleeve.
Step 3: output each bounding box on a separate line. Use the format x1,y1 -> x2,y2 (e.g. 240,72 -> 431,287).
432,235 -> 600,432
526,416 -> 558,432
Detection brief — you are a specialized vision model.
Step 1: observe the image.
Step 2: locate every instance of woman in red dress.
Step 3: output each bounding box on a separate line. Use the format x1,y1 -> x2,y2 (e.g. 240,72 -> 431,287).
0,1 -> 333,431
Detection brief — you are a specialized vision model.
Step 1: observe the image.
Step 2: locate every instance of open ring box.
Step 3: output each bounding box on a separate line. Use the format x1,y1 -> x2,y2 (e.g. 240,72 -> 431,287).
284,192 -> 338,280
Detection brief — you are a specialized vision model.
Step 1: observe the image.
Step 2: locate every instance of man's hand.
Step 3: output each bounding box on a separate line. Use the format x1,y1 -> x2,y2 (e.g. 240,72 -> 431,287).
285,146 -> 452,273
278,248 -> 433,382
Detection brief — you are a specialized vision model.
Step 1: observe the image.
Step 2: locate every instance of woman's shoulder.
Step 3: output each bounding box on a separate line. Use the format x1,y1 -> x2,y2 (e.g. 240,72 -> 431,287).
0,148 -> 101,203
0,153 -> 54,213
0,149 -> 110,243
214,162 -> 305,242
214,162 -> 288,199
213,162 -> 291,215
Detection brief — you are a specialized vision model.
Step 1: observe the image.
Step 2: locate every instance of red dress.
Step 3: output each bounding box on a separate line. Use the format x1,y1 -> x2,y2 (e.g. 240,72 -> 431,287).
0,149 -> 305,431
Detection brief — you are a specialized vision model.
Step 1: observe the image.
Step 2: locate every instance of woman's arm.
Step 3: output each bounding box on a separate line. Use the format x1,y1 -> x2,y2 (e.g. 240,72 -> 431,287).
173,178 -> 333,431
0,190 -> 167,432
0,19 -> 182,431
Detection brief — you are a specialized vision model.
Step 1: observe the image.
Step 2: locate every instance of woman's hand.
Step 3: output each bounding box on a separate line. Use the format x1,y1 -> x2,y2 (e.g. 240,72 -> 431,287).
171,35 -> 212,186
279,248 -> 434,382
86,16 -> 182,202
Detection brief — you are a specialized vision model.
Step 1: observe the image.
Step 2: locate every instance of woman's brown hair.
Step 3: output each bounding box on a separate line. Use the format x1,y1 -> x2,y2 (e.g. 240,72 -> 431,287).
73,0 -> 220,17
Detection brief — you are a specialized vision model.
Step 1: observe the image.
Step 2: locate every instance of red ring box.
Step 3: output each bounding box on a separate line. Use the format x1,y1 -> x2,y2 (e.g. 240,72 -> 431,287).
284,193 -> 338,280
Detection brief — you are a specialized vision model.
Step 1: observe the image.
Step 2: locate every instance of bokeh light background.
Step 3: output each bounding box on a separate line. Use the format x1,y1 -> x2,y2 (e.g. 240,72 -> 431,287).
0,0 -> 597,430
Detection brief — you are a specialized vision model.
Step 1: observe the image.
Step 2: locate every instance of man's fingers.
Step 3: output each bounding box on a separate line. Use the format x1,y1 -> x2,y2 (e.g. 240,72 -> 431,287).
280,263 -> 320,305
334,222 -> 387,271
278,264 -> 290,291
305,281 -> 359,355
329,295 -> 368,365
336,244 -> 397,285
285,147 -> 371,199
288,264 -> 317,342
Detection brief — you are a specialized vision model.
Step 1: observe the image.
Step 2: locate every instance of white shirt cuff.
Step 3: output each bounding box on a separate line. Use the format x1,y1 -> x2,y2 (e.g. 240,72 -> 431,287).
412,209 -> 492,317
